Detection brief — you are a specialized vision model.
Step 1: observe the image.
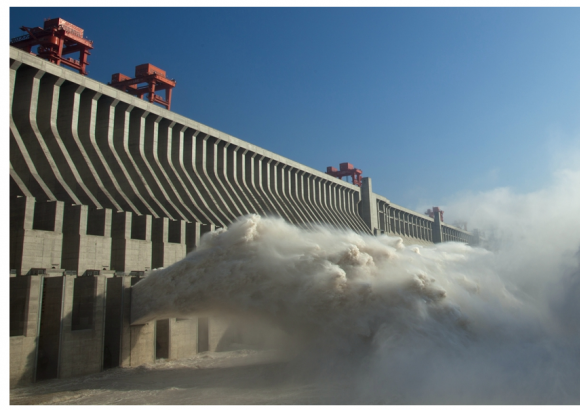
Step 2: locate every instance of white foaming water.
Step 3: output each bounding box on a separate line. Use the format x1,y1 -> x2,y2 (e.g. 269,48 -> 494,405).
129,167 -> 580,404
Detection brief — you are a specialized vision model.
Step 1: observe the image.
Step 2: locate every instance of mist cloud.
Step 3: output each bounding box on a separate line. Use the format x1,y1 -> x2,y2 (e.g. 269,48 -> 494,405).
131,166 -> 580,404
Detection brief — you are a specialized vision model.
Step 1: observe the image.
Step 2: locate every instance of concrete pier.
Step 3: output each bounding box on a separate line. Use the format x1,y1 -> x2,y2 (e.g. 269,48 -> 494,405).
9,46 -> 475,387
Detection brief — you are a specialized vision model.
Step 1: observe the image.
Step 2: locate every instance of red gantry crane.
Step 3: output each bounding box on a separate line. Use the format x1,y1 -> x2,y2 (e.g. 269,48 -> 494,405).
10,18 -> 93,76
109,64 -> 176,110
325,163 -> 363,187
425,207 -> 444,222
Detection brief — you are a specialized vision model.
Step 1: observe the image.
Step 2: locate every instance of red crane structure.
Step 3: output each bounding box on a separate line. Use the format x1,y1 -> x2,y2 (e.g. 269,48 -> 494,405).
108,64 -> 176,110
425,207 -> 444,222
326,163 -> 363,187
10,18 -> 93,76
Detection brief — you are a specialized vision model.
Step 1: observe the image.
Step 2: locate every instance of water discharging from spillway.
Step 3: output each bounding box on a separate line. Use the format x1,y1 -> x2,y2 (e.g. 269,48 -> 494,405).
130,168 -> 580,404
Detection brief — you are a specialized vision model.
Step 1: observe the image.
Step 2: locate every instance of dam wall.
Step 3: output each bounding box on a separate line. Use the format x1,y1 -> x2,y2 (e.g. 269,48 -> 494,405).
9,46 -> 475,386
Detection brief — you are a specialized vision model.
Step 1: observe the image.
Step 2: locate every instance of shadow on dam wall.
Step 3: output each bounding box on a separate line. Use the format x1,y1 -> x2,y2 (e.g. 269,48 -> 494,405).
9,273 -> 288,388
9,46 -> 476,389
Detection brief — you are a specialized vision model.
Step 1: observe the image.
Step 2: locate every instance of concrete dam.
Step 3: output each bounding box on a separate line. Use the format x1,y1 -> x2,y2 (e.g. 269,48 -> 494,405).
9,45 -> 475,387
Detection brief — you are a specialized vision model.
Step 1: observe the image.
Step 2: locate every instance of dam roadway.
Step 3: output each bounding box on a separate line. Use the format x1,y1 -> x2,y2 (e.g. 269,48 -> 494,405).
9,46 -> 474,387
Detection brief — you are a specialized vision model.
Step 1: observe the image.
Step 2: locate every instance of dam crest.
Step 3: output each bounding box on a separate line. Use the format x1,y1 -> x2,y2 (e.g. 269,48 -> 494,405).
9,46 -> 475,386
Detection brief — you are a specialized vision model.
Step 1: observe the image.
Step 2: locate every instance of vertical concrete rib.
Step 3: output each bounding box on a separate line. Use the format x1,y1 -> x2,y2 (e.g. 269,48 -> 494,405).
143,117 -> 192,221
128,112 -> 180,220
244,151 -> 270,214
253,154 -> 276,215
252,154 -> 274,217
10,66 -> 61,201
377,202 -> 382,232
258,158 -> 287,219
378,201 -> 384,233
341,186 -> 367,233
337,185 -> 363,232
195,135 -> 235,223
205,138 -> 244,217
313,176 -> 338,226
12,67 -> 77,203
172,127 -> 221,225
35,75 -> 89,205
295,170 -> 319,225
10,64 -> 54,201
345,189 -> 354,223
336,187 -> 348,226
106,103 -> 157,217
325,184 -> 343,228
236,149 -> 265,214
321,179 -> 347,229
263,159 -> 294,223
9,165 -> 33,197
382,203 -> 387,233
160,122 -> 205,223
348,189 -> 370,234
182,130 -> 229,226
220,142 -> 253,215
52,82 -> 104,208
224,144 -> 254,215
380,202 -> 386,232
291,170 -> 311,223
395,210 -> 400,234
257,157 -> 275,215
93,98 -> 142,215
279,165 -> 311,227
304,174 -> 333,226
313,178 -> 332,225
271,161 -> 304,225
352,189 -> 368,232
283,168 -> 306,223
9,131 -> 48,200
319,180 -> 345,229
326,182 -> 351,230
76,90 -> 122,211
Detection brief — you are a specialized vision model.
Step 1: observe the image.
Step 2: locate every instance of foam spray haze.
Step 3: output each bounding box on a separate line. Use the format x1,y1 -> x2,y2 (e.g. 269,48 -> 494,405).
132,167 -> 580,404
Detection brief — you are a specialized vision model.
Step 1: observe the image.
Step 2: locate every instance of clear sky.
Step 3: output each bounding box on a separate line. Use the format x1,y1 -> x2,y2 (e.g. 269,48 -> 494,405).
9,7 -> 580,213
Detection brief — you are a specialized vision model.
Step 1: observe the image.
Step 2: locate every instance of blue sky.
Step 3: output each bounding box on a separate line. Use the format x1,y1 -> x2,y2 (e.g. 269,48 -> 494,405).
9,7 -> 580,213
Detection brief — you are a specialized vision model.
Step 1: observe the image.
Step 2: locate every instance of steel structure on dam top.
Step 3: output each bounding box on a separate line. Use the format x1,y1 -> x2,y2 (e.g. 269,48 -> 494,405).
9,45 -> 474,272
9,44 -> 475,388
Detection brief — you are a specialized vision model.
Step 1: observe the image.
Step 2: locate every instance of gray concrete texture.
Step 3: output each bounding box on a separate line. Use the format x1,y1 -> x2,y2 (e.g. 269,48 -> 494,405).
9,272 -> 270,387
9,47 -> 476,387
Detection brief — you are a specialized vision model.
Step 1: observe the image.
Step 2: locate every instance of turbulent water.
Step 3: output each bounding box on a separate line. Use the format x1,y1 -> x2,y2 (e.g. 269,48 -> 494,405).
128,167 -> 580,404
13,167 -> 580,404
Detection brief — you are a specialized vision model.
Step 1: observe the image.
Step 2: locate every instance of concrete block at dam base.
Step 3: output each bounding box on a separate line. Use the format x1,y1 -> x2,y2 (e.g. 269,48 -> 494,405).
9,271 -> 289,388
9,45 -> 476,388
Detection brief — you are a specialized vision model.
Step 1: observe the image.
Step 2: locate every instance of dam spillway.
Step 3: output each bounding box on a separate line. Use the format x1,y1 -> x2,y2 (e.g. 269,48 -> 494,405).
9,46 -> 475,387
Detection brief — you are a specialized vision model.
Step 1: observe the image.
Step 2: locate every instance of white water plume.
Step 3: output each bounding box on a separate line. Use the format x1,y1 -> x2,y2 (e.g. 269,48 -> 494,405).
131,167 -> 580,404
